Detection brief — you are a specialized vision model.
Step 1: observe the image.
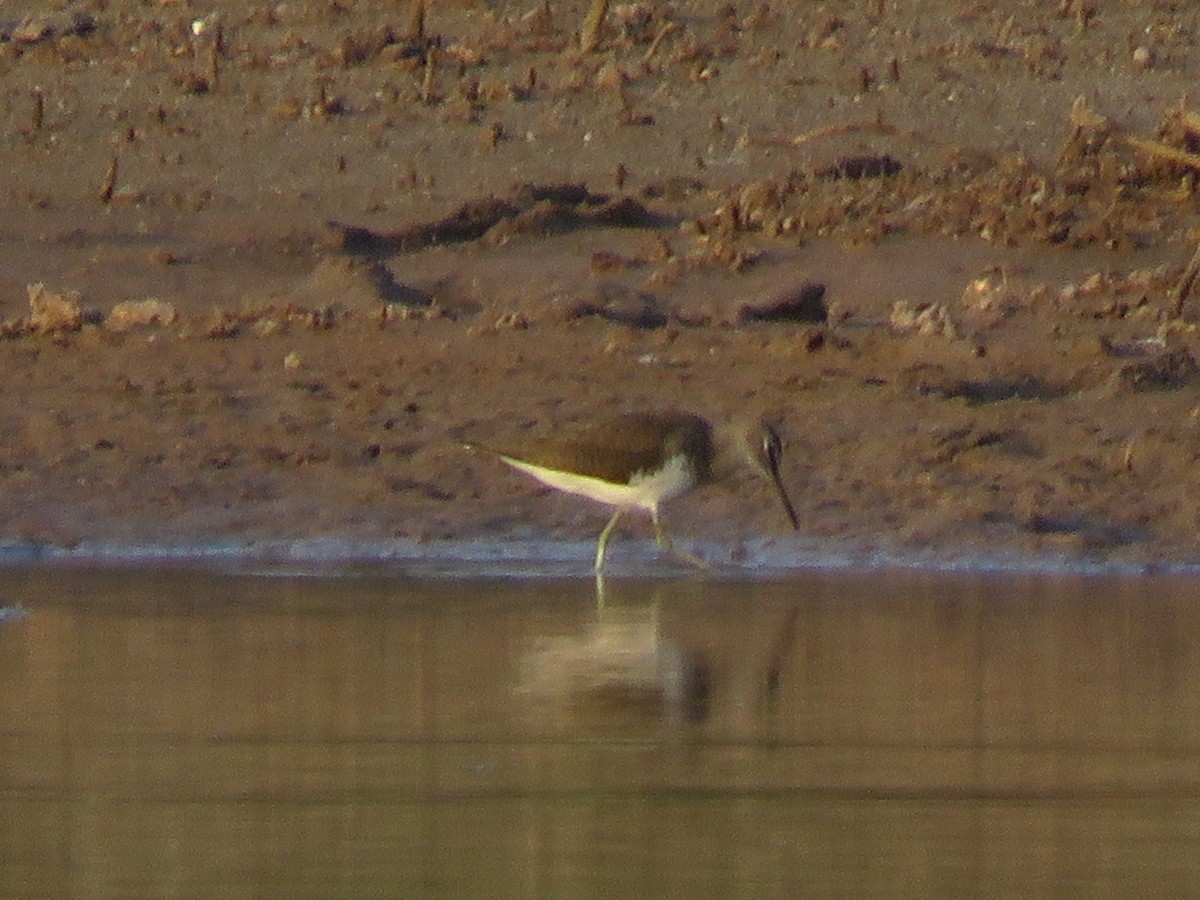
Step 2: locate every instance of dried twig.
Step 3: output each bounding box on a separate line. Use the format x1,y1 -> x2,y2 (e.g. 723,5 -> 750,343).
580,0 -> 610,53
98,155 -> 118,203
642,21 -> 680,64
749,119 -> 932,150
1169,241 -> 1200,319
207,30 -> 221,90
30,89 -> 43,131
408,0 -> 426,44
1124,134 -> 1200,172
420,47 -> 436,104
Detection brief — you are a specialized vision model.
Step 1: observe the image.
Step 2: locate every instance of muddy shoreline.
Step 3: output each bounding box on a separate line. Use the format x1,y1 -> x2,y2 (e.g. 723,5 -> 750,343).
4,2 -> 1200,572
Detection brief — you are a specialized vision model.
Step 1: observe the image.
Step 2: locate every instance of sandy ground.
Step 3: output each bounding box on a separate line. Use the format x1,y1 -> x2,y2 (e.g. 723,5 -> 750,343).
4,0 -> 1200,568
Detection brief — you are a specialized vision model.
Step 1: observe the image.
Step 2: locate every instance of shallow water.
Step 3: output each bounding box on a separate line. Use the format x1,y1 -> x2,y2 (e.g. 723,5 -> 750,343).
3,565 -> 1200,898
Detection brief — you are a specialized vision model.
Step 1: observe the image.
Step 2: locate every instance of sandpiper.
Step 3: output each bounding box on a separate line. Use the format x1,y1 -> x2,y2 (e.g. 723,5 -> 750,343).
468,411 -> 800,571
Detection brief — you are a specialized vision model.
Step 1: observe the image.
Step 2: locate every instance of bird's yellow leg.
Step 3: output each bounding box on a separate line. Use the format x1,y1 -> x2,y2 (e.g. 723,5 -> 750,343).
652,508 -> 709,569
595,509 -> 624,572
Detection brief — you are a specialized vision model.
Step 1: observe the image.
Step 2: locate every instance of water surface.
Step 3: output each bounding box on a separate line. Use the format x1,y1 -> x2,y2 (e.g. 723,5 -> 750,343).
2,566 -> 1199,897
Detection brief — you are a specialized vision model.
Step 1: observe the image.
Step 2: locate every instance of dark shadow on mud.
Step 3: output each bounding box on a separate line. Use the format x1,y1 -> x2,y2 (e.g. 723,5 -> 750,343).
918,376 -> 1068,405
325,183 -> 673,257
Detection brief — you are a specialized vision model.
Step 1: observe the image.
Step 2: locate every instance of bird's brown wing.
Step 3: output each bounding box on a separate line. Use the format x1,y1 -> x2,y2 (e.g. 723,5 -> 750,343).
494,413 -> 712,485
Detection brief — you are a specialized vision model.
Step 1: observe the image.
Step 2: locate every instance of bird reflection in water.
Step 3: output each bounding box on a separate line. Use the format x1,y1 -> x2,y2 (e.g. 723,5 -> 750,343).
515,584 -> 798,728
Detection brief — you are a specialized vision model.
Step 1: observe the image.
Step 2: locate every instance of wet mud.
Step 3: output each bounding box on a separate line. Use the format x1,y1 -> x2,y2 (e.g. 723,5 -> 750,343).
3,1 -> 1200,568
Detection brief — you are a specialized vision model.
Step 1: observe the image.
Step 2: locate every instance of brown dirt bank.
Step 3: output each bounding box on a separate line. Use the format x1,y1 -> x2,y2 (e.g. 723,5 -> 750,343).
3,1 -> 1200,569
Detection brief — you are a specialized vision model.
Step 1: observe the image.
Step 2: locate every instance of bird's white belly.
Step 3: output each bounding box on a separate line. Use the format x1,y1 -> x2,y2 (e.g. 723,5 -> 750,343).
500,453 -> 694,511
